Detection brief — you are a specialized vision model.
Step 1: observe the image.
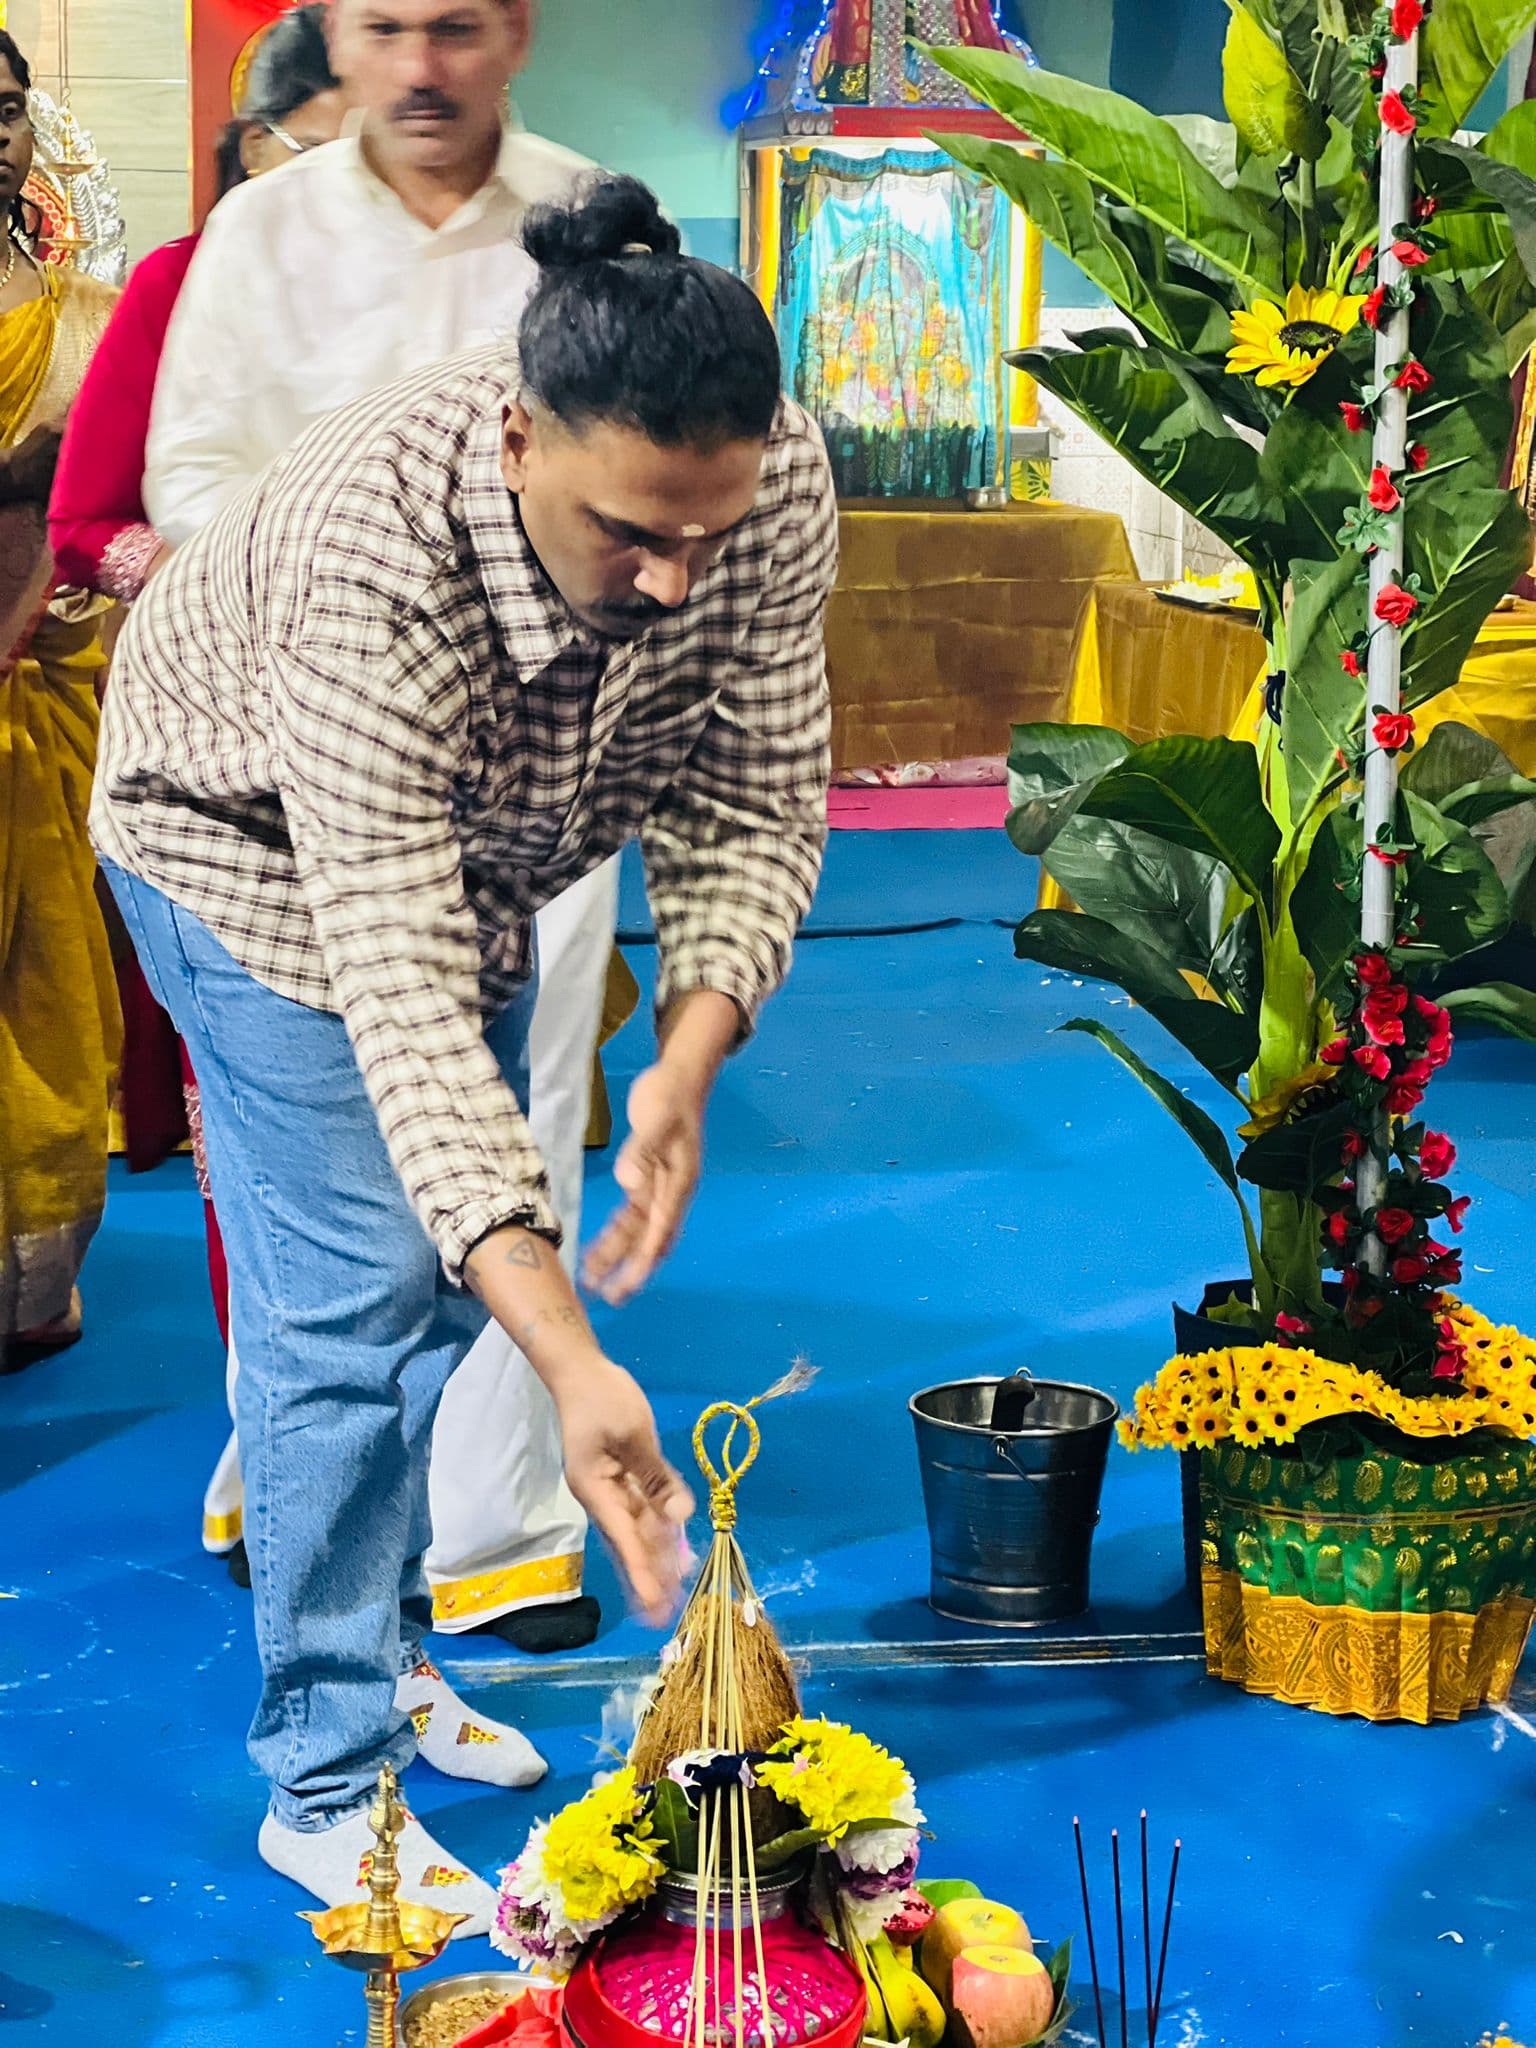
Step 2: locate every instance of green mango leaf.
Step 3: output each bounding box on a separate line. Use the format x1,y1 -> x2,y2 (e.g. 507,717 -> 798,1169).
1060,1018 -> 1270,1287
1420,0 -> 1536,139
1419,139 -> 1536,289
1223,2 -> 1328,160
1440,981 -> 1536,1040
940,137 -> 1187,350
1006,721 -> 1131,855
1077,735 -> 1282,905
1404,789 -> 1512,964
752,1827 -> 825,1871
1030,1938 -> 1078,2045
923,47 -> 1285,298
1043,814 -> 1262,1010
649,1779 -> 700,1868
916,1878 -> 983,1909
1013,342 -> 1287,586
1237,1099 -> 1359,1192
1291,802 -> 1363,1000
1014,908 -> 1260,1082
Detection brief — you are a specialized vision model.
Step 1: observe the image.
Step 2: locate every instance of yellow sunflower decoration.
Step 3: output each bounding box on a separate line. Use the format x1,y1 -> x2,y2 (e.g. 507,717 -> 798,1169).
1226,284 -> 1365,389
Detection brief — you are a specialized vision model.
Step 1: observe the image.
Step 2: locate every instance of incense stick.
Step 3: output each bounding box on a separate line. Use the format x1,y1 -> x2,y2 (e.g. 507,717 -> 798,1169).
1140,1813 -> 1152,2048
1150,1839 -> 1181,2047
1112,1829 -> 1127,2048
1073,1818 -> 1107,2048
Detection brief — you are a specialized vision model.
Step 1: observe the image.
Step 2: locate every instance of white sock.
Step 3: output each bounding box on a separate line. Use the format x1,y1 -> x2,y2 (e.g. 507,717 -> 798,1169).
258,1807 -> 496,1939
396,1656 -> 547,1790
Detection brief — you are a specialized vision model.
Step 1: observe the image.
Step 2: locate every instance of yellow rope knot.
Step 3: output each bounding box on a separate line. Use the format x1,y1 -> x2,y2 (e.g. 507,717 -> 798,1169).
692,1401 -> 760,1535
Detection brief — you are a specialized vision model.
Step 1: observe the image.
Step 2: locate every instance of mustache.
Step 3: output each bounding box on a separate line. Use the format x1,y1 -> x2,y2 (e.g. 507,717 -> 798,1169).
390,89 -> 460,122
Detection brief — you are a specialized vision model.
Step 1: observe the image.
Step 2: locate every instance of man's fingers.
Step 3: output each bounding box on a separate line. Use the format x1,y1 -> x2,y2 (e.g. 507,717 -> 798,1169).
584,1472 -> 685,1626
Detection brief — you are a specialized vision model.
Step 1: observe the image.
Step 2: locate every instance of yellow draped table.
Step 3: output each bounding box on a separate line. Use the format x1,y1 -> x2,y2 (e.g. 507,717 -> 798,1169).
827,501 -> 1137,772
1039,590 -> 1536,908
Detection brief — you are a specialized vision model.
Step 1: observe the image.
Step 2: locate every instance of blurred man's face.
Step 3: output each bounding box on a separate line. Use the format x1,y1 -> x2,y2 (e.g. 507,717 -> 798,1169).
327,0 -> 530,176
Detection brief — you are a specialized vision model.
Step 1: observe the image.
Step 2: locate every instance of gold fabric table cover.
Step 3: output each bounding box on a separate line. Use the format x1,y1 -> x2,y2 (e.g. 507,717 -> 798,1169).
826,501 -> 1137,772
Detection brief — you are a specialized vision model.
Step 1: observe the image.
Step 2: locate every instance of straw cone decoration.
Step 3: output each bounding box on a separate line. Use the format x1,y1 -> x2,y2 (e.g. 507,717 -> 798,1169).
628,1370 -> 814,2048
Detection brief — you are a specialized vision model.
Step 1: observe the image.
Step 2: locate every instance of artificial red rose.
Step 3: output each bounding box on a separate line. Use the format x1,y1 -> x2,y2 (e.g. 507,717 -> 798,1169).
1340,401 -> 1369,433
1391,238 -> 1430,269
1375,580 -> 1419,625
1428,1243 -> 1464,1283
1375,1206 -> 1417,1245
1364,1008 -> 1407,1048
1340,648 -> 1364,678
1395,359 -> 1434,393
1353,1043 -> 1393,1079
1408,443 -> 1429,471
1320,1035 -> 1350,1066
1362,285 -> 1388,330
1419,1130 -> 1457,1179
1354,244 -> 1377,278
1433,1347 -> 1466,1381
1390,0 -> 1424,35
1386,1076 -> 1425,1116
1412,994 -> 1442,1021
1342,1130 -> 1367,1162
1424,1027 -> 1453,1071
1413,193 -> 1438,222
1380,90 -> 1417,137
1391,1252 -> 1430,1285
1373,710 -> 1415,749
1365,981 -> 1409,1017
1326,1211 -> 1353,1246
1356,952 -> 1394,987
1368,466 -> 1402,513
1446,1194 -> 1472,1234
1368,845 -> 1412,866
1275,1312 -> 1313,1337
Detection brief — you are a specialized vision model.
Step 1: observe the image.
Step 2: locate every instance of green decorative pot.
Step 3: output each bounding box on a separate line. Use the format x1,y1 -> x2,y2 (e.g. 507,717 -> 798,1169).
1199,1434 -> 1536,1723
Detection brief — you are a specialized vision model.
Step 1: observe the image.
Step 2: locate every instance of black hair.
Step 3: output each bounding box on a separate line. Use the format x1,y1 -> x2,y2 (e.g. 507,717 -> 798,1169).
214,118 -> 254,203
0,30 -> 38,252
239,2 -> 338,127
519,175 -> 781,450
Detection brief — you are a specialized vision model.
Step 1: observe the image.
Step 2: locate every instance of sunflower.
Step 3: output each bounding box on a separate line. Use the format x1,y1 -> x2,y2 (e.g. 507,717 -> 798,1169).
1226,284 -> 1365,389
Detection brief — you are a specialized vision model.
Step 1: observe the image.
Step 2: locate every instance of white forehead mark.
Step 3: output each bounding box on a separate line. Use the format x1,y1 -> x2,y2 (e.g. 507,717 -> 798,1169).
680,524 -> 707,539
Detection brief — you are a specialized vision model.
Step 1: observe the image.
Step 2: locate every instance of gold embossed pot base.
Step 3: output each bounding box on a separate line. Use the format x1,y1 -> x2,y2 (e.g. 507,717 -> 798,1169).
1198,1436 -> 1536,1723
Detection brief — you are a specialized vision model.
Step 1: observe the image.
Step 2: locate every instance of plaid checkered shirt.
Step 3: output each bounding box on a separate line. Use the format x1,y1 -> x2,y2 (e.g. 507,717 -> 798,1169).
92,349 -> 835,1280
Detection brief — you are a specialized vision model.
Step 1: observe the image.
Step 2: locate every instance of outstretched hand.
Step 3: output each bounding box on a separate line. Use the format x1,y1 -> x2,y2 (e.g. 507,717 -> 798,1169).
582,1063 -> 705,1305
556,1357 -> 695,1625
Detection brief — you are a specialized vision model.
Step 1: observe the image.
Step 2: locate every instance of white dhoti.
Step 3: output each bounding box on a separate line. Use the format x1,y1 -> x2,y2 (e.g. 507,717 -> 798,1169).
202,858 -> 623,1635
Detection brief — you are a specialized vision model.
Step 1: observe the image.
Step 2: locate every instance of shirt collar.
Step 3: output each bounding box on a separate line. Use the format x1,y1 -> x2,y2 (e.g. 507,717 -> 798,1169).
459,403 -> 599,677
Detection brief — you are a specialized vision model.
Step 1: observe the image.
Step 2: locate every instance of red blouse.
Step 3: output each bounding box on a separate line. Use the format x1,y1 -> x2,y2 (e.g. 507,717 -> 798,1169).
49,234 -> 200,599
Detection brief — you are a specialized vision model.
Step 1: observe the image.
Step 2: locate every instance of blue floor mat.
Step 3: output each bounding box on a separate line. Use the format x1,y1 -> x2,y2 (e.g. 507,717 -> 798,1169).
5,826 -> 1536,2046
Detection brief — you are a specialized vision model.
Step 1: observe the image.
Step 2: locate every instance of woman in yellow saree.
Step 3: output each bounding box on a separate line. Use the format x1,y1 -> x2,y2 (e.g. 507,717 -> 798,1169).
1,31 -> 120,1371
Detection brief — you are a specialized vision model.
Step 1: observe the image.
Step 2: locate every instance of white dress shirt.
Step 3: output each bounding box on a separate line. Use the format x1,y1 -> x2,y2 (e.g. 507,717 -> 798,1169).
144,120 -> 591,544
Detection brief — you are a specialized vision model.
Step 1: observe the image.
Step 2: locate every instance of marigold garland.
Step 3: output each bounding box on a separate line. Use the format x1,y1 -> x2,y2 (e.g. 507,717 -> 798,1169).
1120,1304 -> 1536,1453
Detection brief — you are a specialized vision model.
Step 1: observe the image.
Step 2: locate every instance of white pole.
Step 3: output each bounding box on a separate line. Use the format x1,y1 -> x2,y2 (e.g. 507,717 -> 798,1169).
1357,24 -> 1421,1253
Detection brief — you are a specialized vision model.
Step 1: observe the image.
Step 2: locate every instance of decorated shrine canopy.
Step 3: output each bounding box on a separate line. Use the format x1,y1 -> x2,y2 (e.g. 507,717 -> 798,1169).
740,0 -> 1036,143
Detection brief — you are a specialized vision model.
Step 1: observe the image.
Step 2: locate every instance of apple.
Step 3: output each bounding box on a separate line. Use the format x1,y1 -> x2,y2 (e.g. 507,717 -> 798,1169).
950,1945 -> 1057,2048
919,1898 -> 1032,2005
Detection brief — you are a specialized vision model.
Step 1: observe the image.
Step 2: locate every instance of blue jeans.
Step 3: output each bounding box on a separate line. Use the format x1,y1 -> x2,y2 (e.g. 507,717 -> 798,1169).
103,864 -> 535,1828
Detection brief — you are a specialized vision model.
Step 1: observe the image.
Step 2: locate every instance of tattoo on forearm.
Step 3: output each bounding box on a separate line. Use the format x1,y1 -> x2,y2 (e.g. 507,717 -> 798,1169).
511,1303 -> 586,1350
503,1238 -> 544,1270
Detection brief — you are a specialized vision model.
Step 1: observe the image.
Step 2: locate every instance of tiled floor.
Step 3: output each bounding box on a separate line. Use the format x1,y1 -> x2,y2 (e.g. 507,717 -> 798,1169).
5,832 -> 1535,2046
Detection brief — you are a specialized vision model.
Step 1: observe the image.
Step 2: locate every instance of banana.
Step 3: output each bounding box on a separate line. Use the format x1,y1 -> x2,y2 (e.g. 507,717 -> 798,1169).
867,1933 -> 946,2048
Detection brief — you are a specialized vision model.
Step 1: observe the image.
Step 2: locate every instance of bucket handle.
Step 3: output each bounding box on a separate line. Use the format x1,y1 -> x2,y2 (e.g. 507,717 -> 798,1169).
994,1436 -> 1032,1479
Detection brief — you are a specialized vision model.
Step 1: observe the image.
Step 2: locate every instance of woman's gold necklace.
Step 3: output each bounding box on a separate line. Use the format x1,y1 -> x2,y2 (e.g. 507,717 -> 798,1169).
0,237 -> 17,295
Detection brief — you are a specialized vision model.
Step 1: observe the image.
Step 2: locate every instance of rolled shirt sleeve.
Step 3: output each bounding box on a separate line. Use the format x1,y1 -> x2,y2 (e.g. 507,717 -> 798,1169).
269,577 -> 558,1284
642,421 -> 836,1031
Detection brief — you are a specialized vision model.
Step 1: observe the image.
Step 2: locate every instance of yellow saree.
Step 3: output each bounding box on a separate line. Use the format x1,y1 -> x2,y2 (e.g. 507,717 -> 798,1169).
1,263 -> 121,1347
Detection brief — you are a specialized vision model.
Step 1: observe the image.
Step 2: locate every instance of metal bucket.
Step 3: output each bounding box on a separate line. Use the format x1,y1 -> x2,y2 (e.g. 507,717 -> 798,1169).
910,1375 -> 1119,1627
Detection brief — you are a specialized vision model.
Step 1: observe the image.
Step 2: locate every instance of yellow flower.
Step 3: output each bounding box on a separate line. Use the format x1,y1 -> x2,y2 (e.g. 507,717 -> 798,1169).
758,1719 -> 918,1842
1226,284 -> 1365,389
541,1768 -> 663,1927
1238,1062 -> 1336,1139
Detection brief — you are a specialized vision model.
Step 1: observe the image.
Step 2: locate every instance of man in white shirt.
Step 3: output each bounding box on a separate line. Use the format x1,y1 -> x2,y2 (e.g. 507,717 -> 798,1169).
147,0 -> 613,1663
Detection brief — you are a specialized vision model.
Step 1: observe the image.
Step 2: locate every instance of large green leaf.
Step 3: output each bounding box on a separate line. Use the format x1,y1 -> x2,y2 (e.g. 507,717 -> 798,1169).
1402,490 -> 1532,711
1401,719 -> 1519,805
924,47 -> 1285,298
1014,908 -> 1260,1081
1279,549 -> 1369,824
1472,254 -> 1536,365
649,1780 -> 700,1868
1440,981 -> 1536,1040
1258,356 -> 1377,563
1223,3 -> 1328,160
1060,1017 -> 1269,1290
1420,0 -> 1536,138
1014,342 -> 1286,584
1290,802 -> 1362,1001
1420,139 -> 1536,289
1006,721 -> 1130,855
1237,1099 -> 1360,1193
1079,736 -> 1282,905
1404,789 -> 1512,964
941,137 -> 1186,350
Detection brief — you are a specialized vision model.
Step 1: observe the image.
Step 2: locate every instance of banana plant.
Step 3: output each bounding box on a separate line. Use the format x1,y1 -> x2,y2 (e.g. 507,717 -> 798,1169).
927,3 -> 1536,1371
